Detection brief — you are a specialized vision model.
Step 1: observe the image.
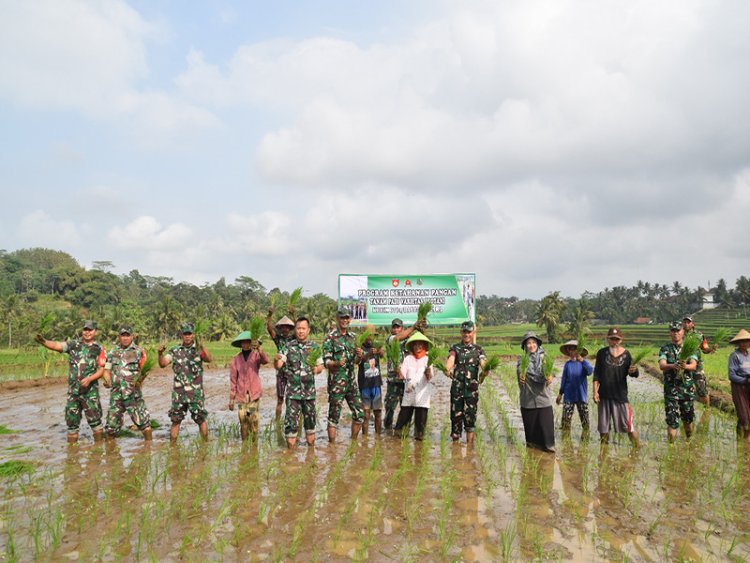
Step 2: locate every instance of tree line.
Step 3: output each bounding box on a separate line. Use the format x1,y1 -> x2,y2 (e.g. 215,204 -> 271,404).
1,247 -> 749,347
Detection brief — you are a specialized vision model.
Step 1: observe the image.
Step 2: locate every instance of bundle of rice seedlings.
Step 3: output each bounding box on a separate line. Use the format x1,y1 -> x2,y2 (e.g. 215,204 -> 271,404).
480,355 -> 501,382
270,292 -> 282,311
542,354 -> 555,380
306,346 -> 322,370
135,348 -> 156,388
39,312 -> 55,333
194,319 -> 210,337
519,353 -> 530,383
679,332 -> 701,362
355,325 -> 375,348
630,348 -> 653,366
288,286 -> 303,315
249,316 -> 265,341
576,333 -> 589,357
712,327 -> 731,346
417,302 -> 432,323
427,346 -> 448,373
385,337 -> 401,368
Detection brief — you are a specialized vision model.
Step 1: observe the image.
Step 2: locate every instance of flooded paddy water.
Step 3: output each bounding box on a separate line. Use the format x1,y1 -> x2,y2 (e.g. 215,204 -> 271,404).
1,361 -> 749,561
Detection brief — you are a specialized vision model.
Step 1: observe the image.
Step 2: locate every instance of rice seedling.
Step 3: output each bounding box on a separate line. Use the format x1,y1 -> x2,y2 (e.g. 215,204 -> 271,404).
427,346 -> 448,374
0,424 -> 15,434
630,347 -> 653,366
519,353 -> 530,384
679,332 -> 701,362
305,345 -> 322,370
248,316 -> 265,341
193,318 -> 211,338
385,336 -> 401,368
0,460 -> 34,478
479,355 -> 501,382
288,286 -> 303,315
355,325 -> 375,348
498,521 -> 516,561
542,354 -> 555,380
712,327 -> 732,347
417,301 -> 432,323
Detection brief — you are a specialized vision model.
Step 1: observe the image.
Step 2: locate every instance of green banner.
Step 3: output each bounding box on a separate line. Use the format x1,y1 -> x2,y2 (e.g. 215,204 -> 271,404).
338,274 -> 476,326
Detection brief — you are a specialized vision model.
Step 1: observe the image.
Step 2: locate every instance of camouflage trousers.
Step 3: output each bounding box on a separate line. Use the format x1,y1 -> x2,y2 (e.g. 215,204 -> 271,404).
105,384 -> 150,435
65,383 -> 103,434
450,381 -> 479,436
237,398 -> 260,435
561,402 -> 590,430
327,377 -> 364,426
169,388 -> 208,425
693,372 -> 708,399
664,375 -> 695,429
384,380 -> 405,428
285,397 -> 316,437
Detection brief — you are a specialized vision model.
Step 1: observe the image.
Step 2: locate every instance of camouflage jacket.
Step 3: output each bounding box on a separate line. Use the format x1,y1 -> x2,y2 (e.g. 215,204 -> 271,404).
167,344 -> 205,390
62,339 -> 106,388
280,338 -> 321,400
659,342 -> 699,384
274,334 -> 295,377
686,328 -> 706,373
323,328 -> 356,383
106,343 -> 146,387
449,343 -> 486,383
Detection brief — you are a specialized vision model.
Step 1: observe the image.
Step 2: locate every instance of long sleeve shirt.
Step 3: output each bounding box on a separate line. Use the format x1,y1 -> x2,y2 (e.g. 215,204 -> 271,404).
728,349 -> 750,384
517,348 -> 553,409
559,359 -> 593,403
229,349 -> 269,402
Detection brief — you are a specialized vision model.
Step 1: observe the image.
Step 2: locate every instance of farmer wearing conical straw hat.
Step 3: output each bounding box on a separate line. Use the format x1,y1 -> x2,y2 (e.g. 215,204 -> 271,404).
266,309 -> 296,420
556,340 -> 593,436
728,329 -> 750,440
383,318 -> 421,430
658,322 -> 699,442
444,321 -> 486,445
393,331 -> 434,440
229,330 -> 269,442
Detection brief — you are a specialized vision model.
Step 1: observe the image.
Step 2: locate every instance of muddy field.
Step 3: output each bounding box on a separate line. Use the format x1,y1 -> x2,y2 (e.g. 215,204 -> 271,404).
1,362 -> 749,561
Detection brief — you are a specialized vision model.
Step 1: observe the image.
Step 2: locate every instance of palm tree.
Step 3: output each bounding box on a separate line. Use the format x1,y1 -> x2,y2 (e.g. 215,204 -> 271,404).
567,299 -> 594,340
536,291 -> 566,343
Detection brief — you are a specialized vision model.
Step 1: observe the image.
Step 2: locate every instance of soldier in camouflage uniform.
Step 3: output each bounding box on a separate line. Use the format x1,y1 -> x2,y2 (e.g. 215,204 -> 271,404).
36,320 -> 106,443
659,322 -> 699,442
682,316 -> 715,406
158,323 -> 213,442
266,311 -> 296,420
103,325 -> 152,440
323,308 -> 364,442
383,318 -> 419,429
445,321 -> 487,445
275,317 -> 324,448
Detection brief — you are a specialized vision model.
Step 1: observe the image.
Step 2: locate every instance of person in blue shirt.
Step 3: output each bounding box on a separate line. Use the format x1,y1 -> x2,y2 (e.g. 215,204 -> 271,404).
556,340 -> 593,435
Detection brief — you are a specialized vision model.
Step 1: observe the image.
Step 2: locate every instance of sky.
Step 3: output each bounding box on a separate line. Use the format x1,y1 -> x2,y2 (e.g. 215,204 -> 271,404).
1,0 -> 749,300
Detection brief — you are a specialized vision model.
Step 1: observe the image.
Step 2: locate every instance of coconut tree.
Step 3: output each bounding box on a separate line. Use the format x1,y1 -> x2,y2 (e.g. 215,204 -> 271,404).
536,291 -> 566,343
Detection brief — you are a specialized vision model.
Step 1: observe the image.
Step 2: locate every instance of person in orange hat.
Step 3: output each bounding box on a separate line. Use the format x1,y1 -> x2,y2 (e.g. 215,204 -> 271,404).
728,329 -> 750,440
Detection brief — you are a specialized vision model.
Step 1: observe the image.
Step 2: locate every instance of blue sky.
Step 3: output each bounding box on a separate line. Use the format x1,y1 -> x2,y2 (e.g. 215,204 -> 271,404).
2,0 -> 749,299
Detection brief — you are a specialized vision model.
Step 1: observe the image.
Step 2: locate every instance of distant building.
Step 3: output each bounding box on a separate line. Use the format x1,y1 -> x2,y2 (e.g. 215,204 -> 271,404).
701,290 -> 718,310
633,317 -> 652,325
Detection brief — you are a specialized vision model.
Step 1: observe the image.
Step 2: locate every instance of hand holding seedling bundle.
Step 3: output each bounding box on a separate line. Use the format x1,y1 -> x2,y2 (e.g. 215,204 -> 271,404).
427,346 -> 447,379
385,337 -> 401,372
306,346 -> 322,371
479,355 -> 500,384
134,350 -> 156,389
542,354 -> 555,385
415,302 -> 432,333
677,332 -> 700,372
630,348 -> 652,367
519,353 -> 530,385
288,287 -> 303,316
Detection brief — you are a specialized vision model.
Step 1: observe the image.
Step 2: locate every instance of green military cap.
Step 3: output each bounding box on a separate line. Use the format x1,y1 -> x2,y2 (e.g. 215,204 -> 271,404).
119,325 -> 133,335
82,320 -> 97,330
181,322 -> 195,334
669,321 -> 683,331
460,321 -> 475,332
336,307 -> 351,318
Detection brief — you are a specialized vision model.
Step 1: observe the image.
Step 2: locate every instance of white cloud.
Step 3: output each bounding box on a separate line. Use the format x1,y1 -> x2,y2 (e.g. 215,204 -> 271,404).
18,210 -> 82,247
107,216 -> 192,250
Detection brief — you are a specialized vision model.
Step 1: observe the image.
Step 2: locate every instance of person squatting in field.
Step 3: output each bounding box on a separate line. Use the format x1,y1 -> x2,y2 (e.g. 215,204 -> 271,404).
228,330 -> 269,442
323,308 -> 365,442
659,322 -> 699,442
727,329 -> 750,440
266,311 -> 296,421
444,320 -> 486,445
275,316 -> 324,448
593,327 -> 640,447
517,331 -> 555,453
36,319 -> 106,443
383,318 -> 420,430
556,340 -> 593,436
103,325 -> 152,441
393,331 -> 434,440
159,323 -> 212,442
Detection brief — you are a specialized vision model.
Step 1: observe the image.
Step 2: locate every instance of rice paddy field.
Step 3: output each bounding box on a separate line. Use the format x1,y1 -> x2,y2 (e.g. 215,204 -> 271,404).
1,356 -> 749,561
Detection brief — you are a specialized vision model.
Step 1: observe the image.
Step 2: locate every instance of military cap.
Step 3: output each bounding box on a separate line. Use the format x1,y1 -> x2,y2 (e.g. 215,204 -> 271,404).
460,320 -> 475,332
181,322 -> 195,334
669,321 -> 683,331
119,325 -> 133,335
336,307 -> 351,318
82,320 -> 97,330
391,318 -> 404,327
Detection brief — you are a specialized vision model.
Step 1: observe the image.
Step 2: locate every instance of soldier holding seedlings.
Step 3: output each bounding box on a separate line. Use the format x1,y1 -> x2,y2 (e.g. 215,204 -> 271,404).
593,327 -> 640,447
727,329 -> 750,440
658,322 -> 699,442
103,325 -> 152,441
445,321 -> 486,445
517,331 -> 555,452
323,308 -> 364,442
36,319 -> 106,443
383,318 -> 420,430
275,317 -> 324,448
266,312 -> 296,421
556,340 -> 593,435
682,316 -> 714,406
228,326 -> 269,442
158,322 -> 212,442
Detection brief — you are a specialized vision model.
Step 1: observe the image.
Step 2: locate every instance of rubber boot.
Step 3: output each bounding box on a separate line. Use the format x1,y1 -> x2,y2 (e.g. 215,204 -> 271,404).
92,429 -> 104,442
142,427 -> 153,441
67,433 -> 78,444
